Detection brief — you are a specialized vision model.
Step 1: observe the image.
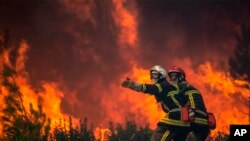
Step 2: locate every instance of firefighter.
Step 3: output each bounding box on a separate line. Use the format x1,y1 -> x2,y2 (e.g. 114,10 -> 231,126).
167,66 -> 210,141
121,65 -> 190,141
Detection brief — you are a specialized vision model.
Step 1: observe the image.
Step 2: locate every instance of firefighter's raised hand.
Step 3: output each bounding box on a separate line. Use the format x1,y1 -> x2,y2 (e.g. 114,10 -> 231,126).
121,78 -> 142,92
121,78 -> 134,88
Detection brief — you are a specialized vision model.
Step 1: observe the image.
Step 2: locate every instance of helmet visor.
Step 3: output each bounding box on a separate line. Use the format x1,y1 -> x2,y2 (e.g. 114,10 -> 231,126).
169,72 -> 178,81
150,71 -> 159,79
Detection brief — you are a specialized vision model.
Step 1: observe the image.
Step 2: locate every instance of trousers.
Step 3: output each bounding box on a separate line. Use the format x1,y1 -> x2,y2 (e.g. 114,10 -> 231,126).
150,124 -> 189,141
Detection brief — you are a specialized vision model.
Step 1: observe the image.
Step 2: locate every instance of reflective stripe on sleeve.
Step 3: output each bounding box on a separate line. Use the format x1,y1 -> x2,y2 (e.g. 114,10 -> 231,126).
142,84 -> 146,92
161,130 -> 170,141
155,83 -> 163,93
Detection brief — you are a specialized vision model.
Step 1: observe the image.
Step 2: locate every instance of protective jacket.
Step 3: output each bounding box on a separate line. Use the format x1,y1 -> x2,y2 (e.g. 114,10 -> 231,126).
141,80 -> 190,127
176,82 -> 208,125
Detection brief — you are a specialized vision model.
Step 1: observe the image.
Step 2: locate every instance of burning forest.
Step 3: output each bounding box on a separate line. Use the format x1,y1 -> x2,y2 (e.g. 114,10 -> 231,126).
0,0 -> 250,141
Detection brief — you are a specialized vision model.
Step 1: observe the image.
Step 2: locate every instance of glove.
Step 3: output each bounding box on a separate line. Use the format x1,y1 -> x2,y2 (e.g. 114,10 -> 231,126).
121,78 -> 142,92
121,78 -> 134,88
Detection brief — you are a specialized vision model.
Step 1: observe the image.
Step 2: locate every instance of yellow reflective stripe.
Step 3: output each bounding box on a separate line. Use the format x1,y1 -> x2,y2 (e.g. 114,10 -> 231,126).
185,90 -> 200,94
160,118 -> 190,127
161,130 -> 170,141
170,95 -> 181,108
155,84 -> 163,93
188,94 -> 195,108
194,117 -> 208,125
142,84 -> 146,92
167,90 -> 181,107
172,83 -> 180,91
185,90 -> 199,109
167,91 -> 179,96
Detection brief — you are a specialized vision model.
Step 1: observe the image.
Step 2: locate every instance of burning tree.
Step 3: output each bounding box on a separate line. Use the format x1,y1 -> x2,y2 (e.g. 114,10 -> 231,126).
0,32 -> 51,141
229,24 -> 250,82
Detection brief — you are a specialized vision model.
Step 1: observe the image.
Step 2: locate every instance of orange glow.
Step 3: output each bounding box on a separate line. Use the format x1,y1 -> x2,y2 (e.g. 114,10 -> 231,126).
0,41 -> 77,136
0,87 -> 5,137
1,1 -> 249,138
61,0 -> 96,26
169,59 -> 249,135
94,127 -> 111,141
195,62 -> 250,135
1,41 -> 249,139
118,61 -> 249,136
116,66 -> 165,130
112,0 -> 138,48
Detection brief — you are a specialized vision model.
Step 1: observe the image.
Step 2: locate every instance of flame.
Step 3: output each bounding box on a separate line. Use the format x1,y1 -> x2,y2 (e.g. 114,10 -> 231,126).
195,62 -> 250,135
1,1 -> 249,139
0,41 -> 77,136
0,34 -> 248,140
94,127 -> 111,141
112,0 -> 138,48
109,66 -> 164,130
131,66 -> 165,127
117,61 -> 249,137
2,42 -> 247,138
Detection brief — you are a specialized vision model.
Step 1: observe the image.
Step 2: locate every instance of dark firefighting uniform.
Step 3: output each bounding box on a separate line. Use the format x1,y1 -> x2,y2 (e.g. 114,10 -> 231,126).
139,80 -> 190,141
176,82 -> 210,141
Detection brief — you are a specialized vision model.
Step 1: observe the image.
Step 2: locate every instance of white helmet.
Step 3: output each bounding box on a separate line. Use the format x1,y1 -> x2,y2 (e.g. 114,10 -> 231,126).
150,65 -> 167,83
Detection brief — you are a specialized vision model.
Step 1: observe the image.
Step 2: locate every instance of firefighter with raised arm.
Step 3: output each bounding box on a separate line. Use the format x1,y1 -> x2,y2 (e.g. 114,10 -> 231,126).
167,66 -> 216,141
121,65 -> 190,141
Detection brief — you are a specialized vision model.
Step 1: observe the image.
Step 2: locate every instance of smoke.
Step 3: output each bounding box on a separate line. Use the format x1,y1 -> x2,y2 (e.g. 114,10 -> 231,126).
136,1 -> 250,69
0,0 -> 250,135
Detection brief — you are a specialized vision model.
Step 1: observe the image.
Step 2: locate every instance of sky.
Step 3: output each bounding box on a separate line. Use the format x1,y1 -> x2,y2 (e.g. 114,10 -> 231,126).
0,0 -> 250,134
